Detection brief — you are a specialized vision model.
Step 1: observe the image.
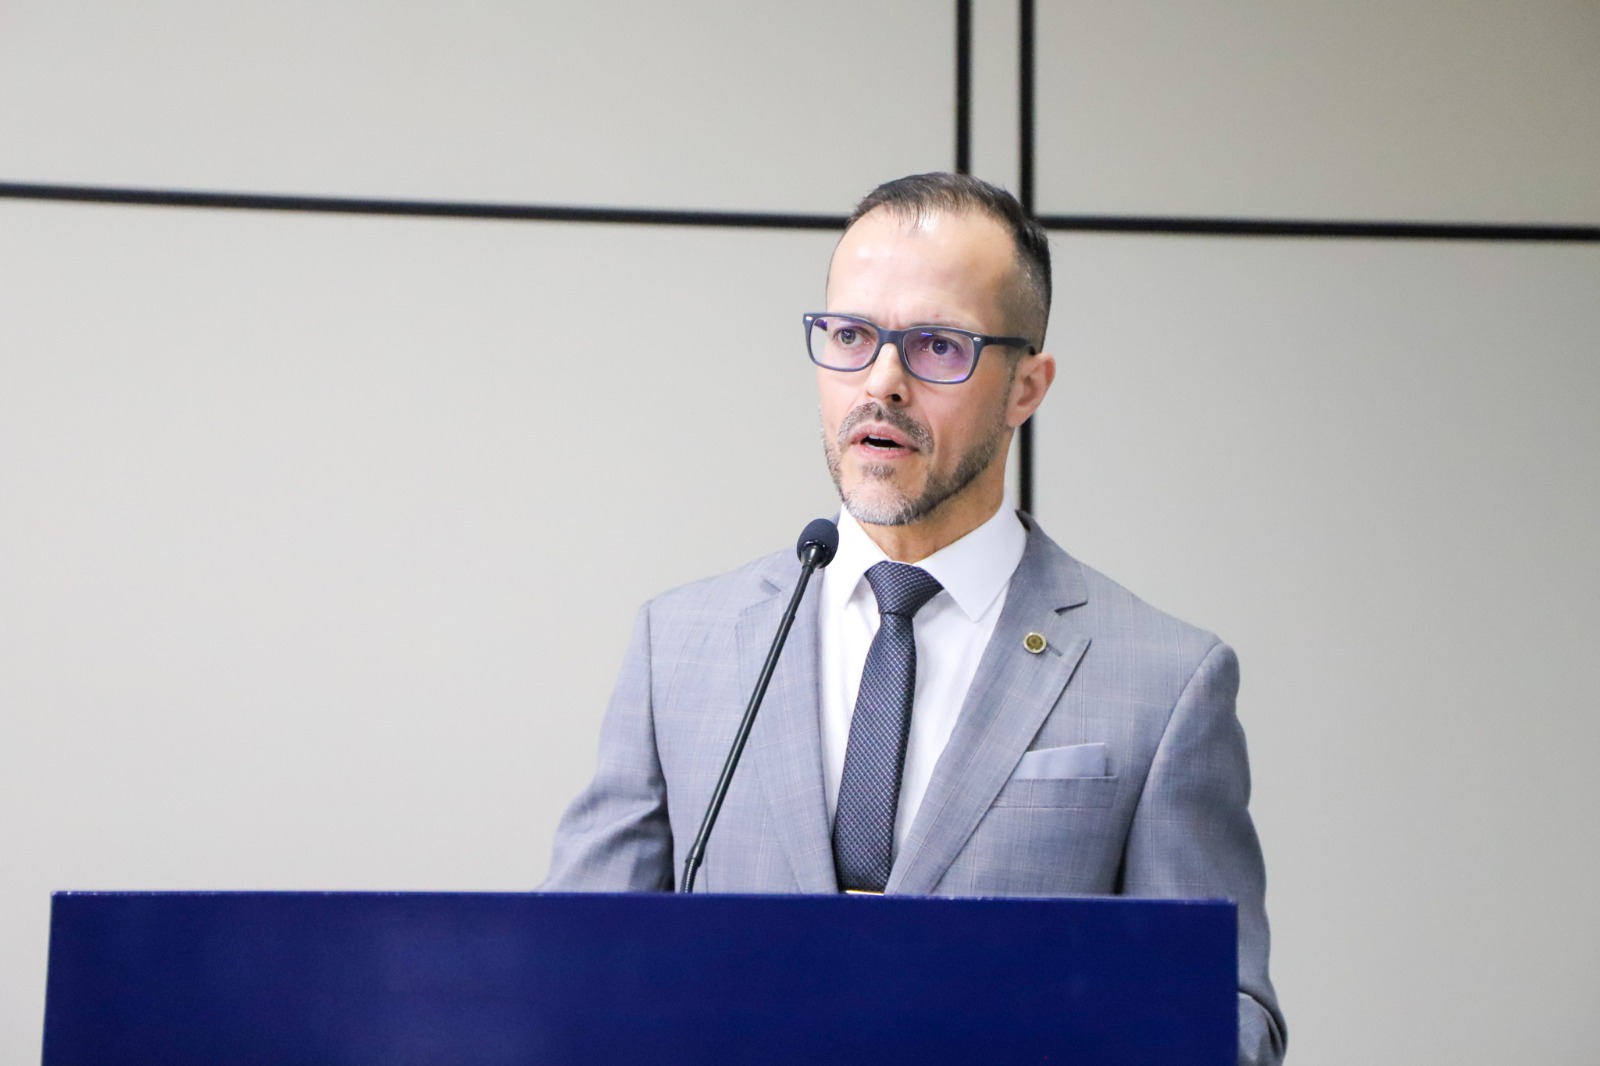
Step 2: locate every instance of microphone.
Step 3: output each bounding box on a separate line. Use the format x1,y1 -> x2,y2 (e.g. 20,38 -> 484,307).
679,518 -> 839,893
795,516 -> 840,569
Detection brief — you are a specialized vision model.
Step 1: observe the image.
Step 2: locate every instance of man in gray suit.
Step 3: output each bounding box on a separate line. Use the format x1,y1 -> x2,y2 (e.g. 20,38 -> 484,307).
545,173 -> 1286,1065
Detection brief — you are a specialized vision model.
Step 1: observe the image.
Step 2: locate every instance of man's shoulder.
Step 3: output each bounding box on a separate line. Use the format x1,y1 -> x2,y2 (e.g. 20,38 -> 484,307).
1024,520 -> 1226,659
643,546 -> 796,624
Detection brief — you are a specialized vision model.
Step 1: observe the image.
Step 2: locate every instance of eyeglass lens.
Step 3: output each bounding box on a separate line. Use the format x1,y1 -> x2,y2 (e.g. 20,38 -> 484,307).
808,316 -> 976,383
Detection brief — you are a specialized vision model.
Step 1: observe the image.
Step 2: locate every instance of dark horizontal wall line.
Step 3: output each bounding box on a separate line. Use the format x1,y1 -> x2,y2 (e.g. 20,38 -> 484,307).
5,182 -> 1596,243
0,181 -> 849,231
1039,213 -> 1600,243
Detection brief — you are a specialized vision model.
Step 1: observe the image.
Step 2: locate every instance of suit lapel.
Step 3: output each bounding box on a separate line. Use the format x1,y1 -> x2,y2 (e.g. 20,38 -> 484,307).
888,522 -> 1090,895
738,555 -> 838,892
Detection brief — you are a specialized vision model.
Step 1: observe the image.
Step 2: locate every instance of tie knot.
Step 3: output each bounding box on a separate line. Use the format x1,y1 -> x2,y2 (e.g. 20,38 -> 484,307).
865,561 -> 943,618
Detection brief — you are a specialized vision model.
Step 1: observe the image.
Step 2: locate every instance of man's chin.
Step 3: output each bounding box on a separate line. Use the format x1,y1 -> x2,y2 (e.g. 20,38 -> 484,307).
840,478 -> 922,528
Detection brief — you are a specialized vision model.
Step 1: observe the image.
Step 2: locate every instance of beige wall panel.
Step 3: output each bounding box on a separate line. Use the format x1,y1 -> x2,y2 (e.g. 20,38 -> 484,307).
0,1 -> 949,210
0,199 -> 842,1060
1036,1 -> 1600,222
1036,233 -> 1600,1064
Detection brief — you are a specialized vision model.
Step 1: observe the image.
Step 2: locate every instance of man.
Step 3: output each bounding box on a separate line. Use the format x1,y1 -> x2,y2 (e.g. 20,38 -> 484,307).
544,173 -> 1286,1064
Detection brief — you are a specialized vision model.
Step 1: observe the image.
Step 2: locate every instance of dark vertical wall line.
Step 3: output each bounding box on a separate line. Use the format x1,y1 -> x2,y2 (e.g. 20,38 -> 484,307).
955,0 -> 972,174
1017,0 -> 1037,515
1017,0 -> 1036,214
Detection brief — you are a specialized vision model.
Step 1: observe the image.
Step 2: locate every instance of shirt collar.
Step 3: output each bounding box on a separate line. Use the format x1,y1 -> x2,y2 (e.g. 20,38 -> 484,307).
824,506 -> 1027,623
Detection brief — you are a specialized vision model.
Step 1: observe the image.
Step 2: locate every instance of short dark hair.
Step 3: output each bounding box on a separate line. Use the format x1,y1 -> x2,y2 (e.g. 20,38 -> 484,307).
846,172 -> 1052,345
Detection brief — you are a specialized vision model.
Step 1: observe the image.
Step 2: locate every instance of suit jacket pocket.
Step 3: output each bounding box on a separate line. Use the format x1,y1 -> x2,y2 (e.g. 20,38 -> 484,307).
991,775 -> 1118,809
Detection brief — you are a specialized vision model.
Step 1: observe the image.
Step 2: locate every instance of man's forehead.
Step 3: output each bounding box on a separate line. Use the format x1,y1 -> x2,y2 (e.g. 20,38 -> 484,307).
827,208 -> 1016,293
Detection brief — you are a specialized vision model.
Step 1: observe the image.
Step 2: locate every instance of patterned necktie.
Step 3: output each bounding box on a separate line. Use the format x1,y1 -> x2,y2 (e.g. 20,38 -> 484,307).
832,561 -> 944,893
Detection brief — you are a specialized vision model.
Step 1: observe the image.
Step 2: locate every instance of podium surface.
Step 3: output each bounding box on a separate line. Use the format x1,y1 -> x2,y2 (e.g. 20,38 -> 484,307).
45,891 -> 1235,1064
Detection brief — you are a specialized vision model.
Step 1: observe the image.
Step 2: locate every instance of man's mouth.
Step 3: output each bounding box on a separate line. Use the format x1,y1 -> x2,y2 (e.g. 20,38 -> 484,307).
837,404 -> 932,458
855,427 -> 911,452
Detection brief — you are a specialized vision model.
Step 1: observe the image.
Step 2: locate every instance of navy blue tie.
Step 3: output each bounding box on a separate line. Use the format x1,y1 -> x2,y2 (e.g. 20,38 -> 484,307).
833,562 -> 944,893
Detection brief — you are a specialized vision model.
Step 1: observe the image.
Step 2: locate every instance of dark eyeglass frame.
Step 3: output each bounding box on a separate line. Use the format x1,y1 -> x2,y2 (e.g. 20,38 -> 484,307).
803,312 -> 1035,385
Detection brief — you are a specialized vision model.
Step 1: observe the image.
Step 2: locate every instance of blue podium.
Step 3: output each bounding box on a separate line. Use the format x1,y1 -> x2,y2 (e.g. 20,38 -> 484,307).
44,891 -> 1235,1064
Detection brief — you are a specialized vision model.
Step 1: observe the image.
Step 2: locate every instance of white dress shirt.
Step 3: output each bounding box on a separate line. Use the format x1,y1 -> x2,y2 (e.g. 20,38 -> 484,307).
818,506 -> 1027,857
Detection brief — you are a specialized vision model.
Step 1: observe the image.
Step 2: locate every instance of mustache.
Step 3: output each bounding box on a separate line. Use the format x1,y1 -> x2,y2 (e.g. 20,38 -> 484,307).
837,402 -> 934,452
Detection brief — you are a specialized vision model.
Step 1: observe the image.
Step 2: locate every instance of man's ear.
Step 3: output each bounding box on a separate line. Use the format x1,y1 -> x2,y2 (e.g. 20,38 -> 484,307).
1007,349 -> 1056,428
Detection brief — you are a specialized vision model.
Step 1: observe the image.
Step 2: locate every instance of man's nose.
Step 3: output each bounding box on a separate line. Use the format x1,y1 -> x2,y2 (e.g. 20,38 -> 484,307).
862,342 -> 910,405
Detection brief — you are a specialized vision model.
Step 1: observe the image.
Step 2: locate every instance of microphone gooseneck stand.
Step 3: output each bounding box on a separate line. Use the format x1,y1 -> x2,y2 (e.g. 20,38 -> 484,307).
678,518 -> 839,893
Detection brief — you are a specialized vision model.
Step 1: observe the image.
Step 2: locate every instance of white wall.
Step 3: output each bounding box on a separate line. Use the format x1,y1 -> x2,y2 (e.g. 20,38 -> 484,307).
1031,6 -> 1600,1061
1038,1 -> 1600,223
1041,235 -> 1600,1063
2,3 -> 1597,1063
0,0 -> 949,210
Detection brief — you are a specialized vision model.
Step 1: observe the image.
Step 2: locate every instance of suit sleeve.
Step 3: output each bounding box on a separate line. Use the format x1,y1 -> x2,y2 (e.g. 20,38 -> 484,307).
1122,640 -> 1287,1066
541,602 -> 676,892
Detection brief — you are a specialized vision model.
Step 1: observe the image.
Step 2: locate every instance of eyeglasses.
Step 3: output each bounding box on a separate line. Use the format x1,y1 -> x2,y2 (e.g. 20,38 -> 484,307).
804,312 -> 1033,385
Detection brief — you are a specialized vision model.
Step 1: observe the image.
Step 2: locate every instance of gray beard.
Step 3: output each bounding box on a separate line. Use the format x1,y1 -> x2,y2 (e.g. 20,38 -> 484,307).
822,403 -> 1008,527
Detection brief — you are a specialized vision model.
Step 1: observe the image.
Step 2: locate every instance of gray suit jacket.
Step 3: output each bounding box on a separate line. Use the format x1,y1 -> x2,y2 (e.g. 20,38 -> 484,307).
545,517 -> 1286,1065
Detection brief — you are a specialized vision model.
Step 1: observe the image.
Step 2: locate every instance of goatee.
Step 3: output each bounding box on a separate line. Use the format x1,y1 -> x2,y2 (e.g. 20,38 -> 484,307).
822,401 -> 1007,527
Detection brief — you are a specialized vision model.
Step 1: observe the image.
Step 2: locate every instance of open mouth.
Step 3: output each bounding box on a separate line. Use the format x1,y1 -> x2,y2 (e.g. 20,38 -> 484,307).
837,405 -> 931,457
851,426 -> 915,456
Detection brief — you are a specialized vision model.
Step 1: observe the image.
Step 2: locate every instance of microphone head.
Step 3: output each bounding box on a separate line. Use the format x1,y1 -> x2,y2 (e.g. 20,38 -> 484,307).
796,517 -> 839,568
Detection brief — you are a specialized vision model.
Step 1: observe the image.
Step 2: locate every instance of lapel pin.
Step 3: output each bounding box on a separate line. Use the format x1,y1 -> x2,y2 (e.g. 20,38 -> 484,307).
1022,632 -> 1047,654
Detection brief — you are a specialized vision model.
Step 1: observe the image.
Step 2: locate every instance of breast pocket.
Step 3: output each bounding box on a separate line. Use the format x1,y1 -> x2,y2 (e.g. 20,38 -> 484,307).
990,774 -> 1119,809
